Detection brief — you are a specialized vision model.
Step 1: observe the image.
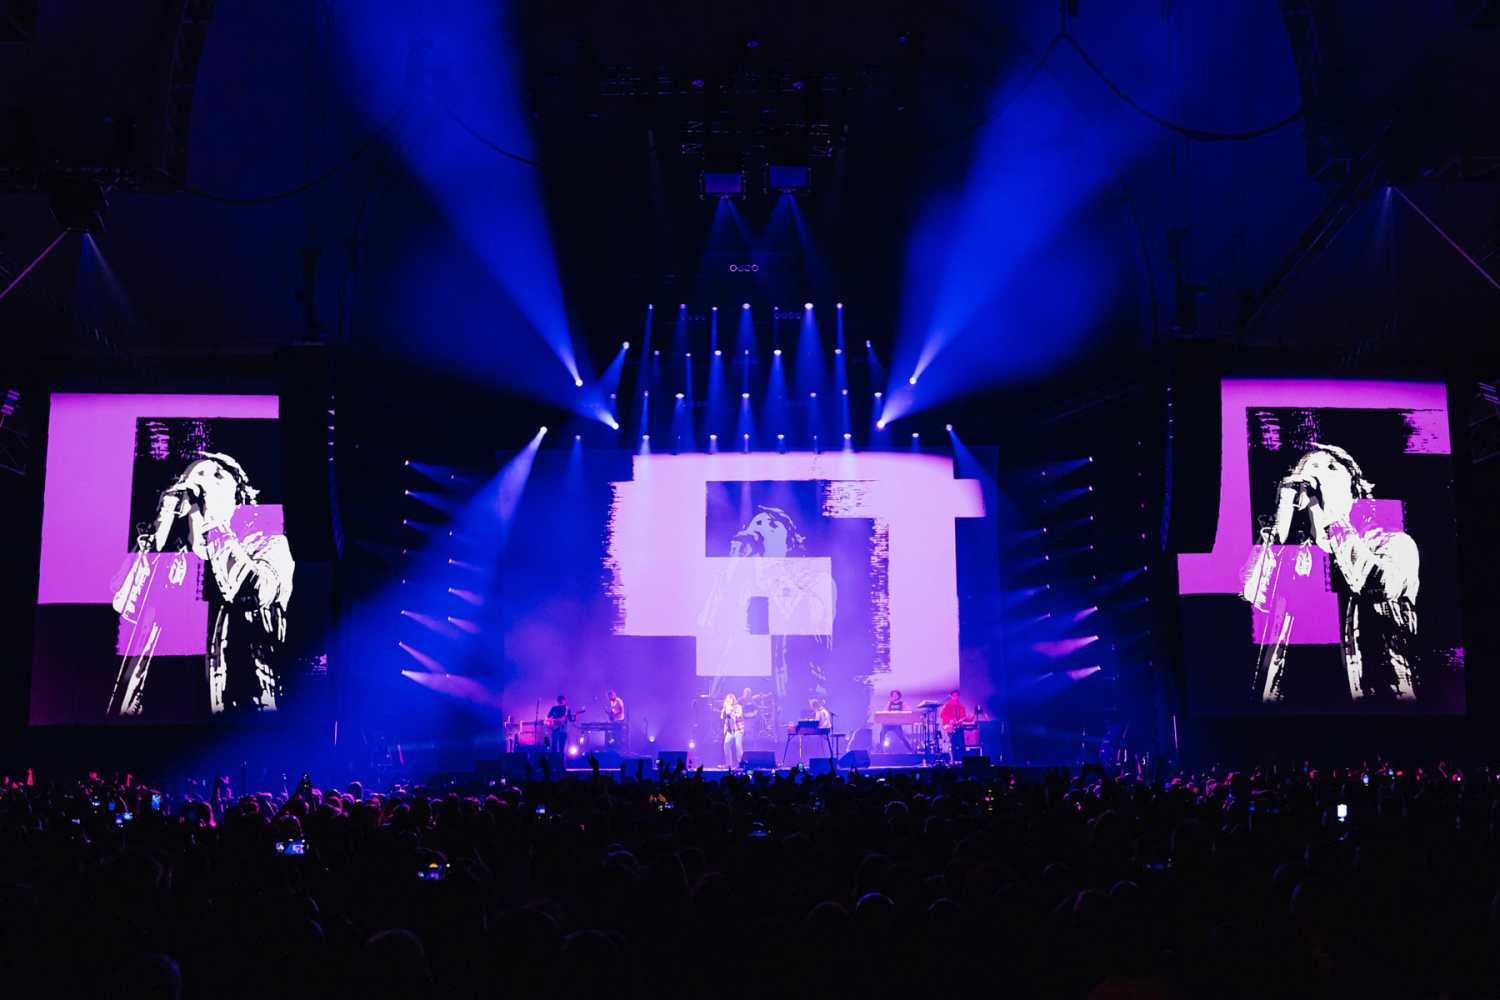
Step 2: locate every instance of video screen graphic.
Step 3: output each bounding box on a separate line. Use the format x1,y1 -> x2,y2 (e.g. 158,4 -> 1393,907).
497,450 -> 998,743
1176,380 -> 1463,714
30,394 -> 307,725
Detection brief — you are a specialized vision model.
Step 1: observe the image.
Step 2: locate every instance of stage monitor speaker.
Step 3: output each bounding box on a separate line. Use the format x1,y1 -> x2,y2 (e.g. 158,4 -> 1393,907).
962,755 -> 992,776
808,758 -> 837,776
742,750 -> 776,770
849,727 -> 873,752
657,751 -> 688,772
870,753 -> 924,767
838,750 -> 871,770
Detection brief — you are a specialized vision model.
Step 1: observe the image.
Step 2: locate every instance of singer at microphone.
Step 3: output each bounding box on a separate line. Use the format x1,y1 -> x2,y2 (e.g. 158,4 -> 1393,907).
1241,443 -> 1421,705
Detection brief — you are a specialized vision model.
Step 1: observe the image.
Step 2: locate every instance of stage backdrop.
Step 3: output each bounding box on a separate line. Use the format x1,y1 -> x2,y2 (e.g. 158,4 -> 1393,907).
492,448 -> 1001,747
30,393 -> 327,725
1176,379 -> 1463,715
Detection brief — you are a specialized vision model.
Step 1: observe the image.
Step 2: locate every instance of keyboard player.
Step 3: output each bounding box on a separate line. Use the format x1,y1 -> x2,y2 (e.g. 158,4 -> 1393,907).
877,690 -> 915,752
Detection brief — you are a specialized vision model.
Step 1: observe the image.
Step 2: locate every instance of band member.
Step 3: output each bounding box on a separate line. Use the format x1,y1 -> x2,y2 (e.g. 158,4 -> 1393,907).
721,693 -> 745,768
110,452 -> 294,717
809,698 -> 832,731
605,689 -> 626,747
1241,443 -> 1420,703
878,689 -> 914,752
939,690 -> 974,758
546,695 -> 572,754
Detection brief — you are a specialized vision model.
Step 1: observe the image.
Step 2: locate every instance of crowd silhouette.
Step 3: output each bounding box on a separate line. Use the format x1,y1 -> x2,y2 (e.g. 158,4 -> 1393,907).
1,759 -> 1497,998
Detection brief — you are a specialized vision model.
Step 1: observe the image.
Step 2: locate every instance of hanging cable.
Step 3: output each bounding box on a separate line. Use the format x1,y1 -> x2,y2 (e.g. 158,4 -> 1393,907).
162,106 -> 409,205
1061,34 -> 1302,142
446,109 -> 542,168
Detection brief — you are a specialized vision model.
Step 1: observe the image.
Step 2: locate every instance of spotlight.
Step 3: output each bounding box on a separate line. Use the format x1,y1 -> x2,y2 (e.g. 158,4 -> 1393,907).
809,392 -> 817,398
643,391 -> 649,397
841,389 -> 848,396
834,348 -> 843,355
743,433 -> 749,439
945,423 -> 953,432
539,426 -> 548,434
679,303 -> 686,309
742,303 -> 751,310
686,352 -> 692,358
874,392 -> 883,399
742,392 -> 750,400
403,489 -> 410,495
609,393 -> 617,399
403,459 -> 410,466
709,433 -> 718,440
675,392 -> 684,400
865,340 -> 872,348
689,739 -> 697,749
804,302 -> 813,310
908,375 -> 918,385
712,305 -> 718,312
623,341 -> 630,350
912,432 -> 919,439
574,378 -> 584,387
642,434 -> 650,441
837,302 -> 843,310
876,420 -> 886,430
714,350 -> 722,356
653,350 -> 660,357
777,433 -> 784,440
648,304 -> 654,310
843,432 -> 852,440
774,349 -> 782,356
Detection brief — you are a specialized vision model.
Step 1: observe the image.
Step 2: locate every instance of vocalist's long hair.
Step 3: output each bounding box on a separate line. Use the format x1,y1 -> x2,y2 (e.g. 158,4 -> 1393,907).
1299,443 -> 1374,498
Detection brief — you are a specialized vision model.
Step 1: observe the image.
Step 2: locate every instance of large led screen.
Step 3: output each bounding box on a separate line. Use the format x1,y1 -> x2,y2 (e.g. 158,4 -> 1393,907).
492,449 -> 1000,741
1176,380 -> 1463,714
30,394 -> 322,725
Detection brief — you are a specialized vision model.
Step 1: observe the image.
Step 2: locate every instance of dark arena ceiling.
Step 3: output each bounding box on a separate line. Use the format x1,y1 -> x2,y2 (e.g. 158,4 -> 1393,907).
0,1 -> 1496,380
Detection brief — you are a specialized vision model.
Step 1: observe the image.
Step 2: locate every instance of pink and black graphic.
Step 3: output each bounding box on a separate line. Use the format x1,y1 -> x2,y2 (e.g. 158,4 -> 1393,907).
1177,380 -> 1463,714
30,394 -> 297,725
606,453 -> 985,710
496,449 -> 997,745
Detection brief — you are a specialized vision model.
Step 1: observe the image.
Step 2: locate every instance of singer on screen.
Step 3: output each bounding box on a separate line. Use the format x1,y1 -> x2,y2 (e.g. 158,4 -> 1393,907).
1241,443 -> 1418,704
109,452 -> 294,717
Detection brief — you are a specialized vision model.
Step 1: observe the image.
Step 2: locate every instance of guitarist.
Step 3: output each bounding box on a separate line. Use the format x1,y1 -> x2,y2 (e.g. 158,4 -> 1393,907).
939,690 -> 976,759
545,695 -> 574,754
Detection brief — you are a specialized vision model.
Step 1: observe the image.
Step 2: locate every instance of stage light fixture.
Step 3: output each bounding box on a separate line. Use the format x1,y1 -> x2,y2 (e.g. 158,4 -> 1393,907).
648,304 -> 653,310
777,433 -> 784,440
675,392 -> 684,400
642,434 -> 650,441
841,389 -> 848,395
876,420 -> 886,430
714,350 -> 722,357
874,392 -> 883,399
574,434 -> 581,441
837,303 -> 843,310
773,349 -> 782,356
539,426 -> 547,434
574,378 -> 584,387
679,303 -> 686,309
945,424 -> 953,432
834,348 -> 843,355
742,303 -> 750,310
686,352 -> 692,358
653,350 -> 660,357
709,434 -> 718,440
912,432 -> 919,439
908,375 -> 918,385
804,302 -> 813,310
742,392 -> 750,399
623,342 -> 630,350
702,170 -> 745,199
809,392 -> 817,398
712,306 -> 718,312
843,433 -> 851,439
